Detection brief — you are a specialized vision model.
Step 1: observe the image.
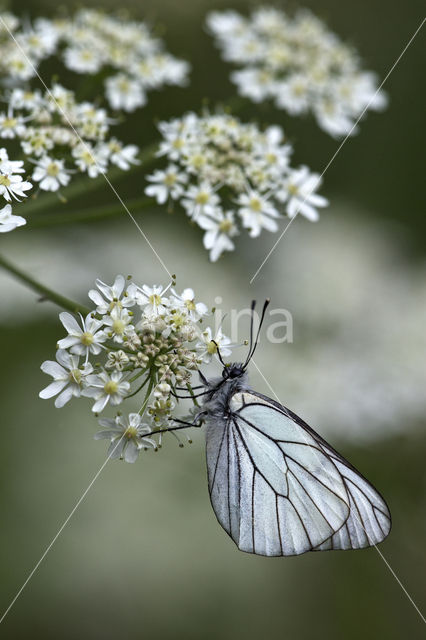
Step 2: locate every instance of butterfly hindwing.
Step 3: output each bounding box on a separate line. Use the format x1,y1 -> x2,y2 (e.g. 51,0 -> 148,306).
205,390 -> 391,556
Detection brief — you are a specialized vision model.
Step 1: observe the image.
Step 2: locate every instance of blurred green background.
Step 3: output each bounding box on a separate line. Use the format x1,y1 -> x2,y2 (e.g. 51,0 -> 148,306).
0,0 -> 425,638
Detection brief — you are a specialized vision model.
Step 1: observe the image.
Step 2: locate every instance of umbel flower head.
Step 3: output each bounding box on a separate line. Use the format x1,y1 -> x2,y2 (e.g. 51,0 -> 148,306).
0,84 -> 139,193
40,276 -> 233,462
207,7 -> 387,138
145,112 -> 328,260
0,9 -> 189,113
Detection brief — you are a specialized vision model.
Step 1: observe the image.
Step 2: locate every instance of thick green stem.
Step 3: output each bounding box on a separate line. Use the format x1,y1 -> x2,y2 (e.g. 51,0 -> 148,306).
26,195 -> 155,228
0,253 -> 90,314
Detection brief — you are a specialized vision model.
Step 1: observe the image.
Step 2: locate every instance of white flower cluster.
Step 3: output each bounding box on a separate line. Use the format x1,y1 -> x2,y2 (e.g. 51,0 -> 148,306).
0,9 -> 189,112
207,7 -> 387,138
39,276 -> 233,462
145,112 -> 328,260
0,84 -> 139,192
0,147 -> 32,232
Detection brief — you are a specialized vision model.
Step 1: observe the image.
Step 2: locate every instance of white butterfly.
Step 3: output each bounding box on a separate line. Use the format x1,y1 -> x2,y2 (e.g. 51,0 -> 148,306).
172,301 -> 391,556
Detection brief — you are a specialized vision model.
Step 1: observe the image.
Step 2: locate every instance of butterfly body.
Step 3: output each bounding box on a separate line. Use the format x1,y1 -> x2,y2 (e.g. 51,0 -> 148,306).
198,363 -> 392,557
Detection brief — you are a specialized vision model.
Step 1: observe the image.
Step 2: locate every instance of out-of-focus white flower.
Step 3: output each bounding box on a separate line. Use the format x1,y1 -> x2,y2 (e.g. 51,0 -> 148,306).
0,110 -> 28,138
71,144 -> 108,178
147,112 -> 327,260
0,204 -> 26,233
0,149 -> 32,202
145,165 -> 187,204
95,413 -> 156,462
198,210 -> 238,262
63,46 -> 103,73
207,7 -> 387,137
278,166 -> 328,221
237,191 -> 280,237
105,74 -> 146,112
39,350 -> 93,408
32,156 -> 71,191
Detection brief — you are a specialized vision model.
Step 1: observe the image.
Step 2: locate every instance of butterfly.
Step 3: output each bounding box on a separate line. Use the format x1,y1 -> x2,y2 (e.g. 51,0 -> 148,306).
170,300 -> 391,557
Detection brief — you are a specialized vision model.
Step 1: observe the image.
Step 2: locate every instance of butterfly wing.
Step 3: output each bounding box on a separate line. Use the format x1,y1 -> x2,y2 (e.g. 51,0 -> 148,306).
205,390 -> 391,557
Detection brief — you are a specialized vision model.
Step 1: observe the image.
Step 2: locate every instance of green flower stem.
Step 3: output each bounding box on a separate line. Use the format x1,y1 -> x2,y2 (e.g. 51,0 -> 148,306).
21,141 -> 159,216
139,376 -> 156,416
186,382 -> 200,407
26,195 -> 155,228
0,253 -> 90,314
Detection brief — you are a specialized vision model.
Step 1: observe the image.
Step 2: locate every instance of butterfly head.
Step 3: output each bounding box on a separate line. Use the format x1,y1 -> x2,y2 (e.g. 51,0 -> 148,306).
222,363 -> 245,380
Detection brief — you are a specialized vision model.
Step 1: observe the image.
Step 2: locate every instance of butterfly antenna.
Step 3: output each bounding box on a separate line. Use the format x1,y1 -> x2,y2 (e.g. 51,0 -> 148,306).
212,340 -> 227,367
243,300 -> 256,368
243,299 -> 270,369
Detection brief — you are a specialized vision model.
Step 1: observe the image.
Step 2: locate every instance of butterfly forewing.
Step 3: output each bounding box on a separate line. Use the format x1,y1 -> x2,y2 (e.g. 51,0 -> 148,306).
205,390 -> 391,556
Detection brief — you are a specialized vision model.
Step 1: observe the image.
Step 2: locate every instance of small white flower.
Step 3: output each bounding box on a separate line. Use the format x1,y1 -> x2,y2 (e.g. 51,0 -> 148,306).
130,283 -> 171,317
83,370 -> 130,413
88,275 -> 135,315
0,204 -> 26,233
32,156 -> 71,192
172,288 -> 208,321
182,183 -> 220,221
105,350 -> 129,371
0,110 -> 27,138
105,74 -> 146,112
72,143 -> 108,178
280,166 -> 328,221
198,210 -> 238,261
196,326 -> 234,364
57,312 -> 107,358
101,308 -> 135,344
145,165 -> 187,204
63,46 -> 103,73
95,413 -> 156,462
0,149 -> 32,202
237,191 -> 280,237
104,139 -> 139,170
39,349 -> 93,408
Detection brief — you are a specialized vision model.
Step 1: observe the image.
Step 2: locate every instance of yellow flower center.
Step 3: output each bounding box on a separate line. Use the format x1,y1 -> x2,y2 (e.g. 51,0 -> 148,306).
124,426 -> 138,439
185,299 -> 196,311
118,79 -> 130,92
112,318 -> 125,335
195,192 -> 209,205
0,174 -> 11,187
288,184 -> 299,196
104,380 -> 118,395
249,197 -> 262,212
2,117 -> 17,129
172,138 -> 184,150
81,151 -> 95,165
207,340 -> 218,355
219,219 -> 233,233
47,162 -> 60,177
164,173 -> 177,187
69,368 -> 82,384
80,331 -> 94,346
149,293 -> 162,306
